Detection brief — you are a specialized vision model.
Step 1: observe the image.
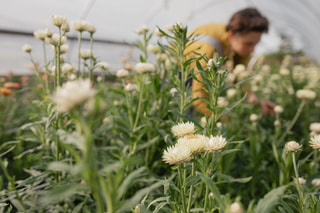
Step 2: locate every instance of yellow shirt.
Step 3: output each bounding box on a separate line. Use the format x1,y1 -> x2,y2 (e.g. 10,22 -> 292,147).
186,23 -> 249,116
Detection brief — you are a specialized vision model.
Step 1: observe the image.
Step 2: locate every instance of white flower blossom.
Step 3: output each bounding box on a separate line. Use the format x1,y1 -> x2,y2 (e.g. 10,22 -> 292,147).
171,122 -> 195,138
51,15 -> 67,27
135,62 -> 155,74
205,135 -> 227,152
137,25 -> 149,35
72,20 -> 89,32
22,44 -> 32,53
310,123 -> 320,133
226,202 -> 244,213
312,178 -> 320,187
33,30 -> 46,40
285,141 -> 302,152
162,145 -> 192,165
116,69 -> 129,78
274,105 -> 284,114
250,114 -> 259,122
80,49 -> 93,59
296,89 -> 316,100
176,134 -> 209,154
310,134 -> 320,151
52,79 -> 95,113
62,63 -> 74,73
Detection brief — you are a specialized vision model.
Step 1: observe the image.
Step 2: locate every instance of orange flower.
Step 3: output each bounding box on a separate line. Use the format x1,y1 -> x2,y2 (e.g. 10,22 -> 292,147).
0,87 -> 12,95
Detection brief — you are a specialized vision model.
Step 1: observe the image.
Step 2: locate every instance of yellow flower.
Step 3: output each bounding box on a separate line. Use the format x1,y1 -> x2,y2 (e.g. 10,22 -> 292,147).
310,135 -> 320,150
285,141 -> 302,152
162,145 -> 191,165
171,122 -> 195,138
205,135 -> 227,152
176,134 -> 209,154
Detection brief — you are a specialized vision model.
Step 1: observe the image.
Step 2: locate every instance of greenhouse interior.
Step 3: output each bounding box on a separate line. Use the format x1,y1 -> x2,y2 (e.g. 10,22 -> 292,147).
1,0 -> 320,212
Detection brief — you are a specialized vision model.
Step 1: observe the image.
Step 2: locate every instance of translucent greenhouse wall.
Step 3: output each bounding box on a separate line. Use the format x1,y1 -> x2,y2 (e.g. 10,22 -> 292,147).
0,0 -> 319,75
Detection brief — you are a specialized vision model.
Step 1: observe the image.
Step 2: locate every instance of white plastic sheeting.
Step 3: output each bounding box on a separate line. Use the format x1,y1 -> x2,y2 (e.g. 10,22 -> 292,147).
0,0 -> 319,75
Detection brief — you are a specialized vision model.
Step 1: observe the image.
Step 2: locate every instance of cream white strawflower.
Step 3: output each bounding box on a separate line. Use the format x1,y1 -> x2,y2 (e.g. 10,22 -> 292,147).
311,178 -> 320,187
137,25 -> 149,35
309,134 -> 320,150
80,49 -> 93,59
285,141 -> 302,152
87,25 -> 96,34
310,123 -> 320,133
226,202 -> 244,213
147,44 -> 161,53
61,63 -> 74,73
296,89 -> 316,100
22,44 -> 32,53
52,79 -> 95,113
298,177 -> 306,185
205,135 -> 227,152
116,69 -> 129,78
124,83 -> 136,92
171,121 -> 195,138
61,23 -> 70,32
135,62 -> 155,74
274,105 -> 284,114
60,44 -> 69,54
47,34 -> 67,45
227,88 -> 237,99
45,28 -> 53,37
51,15 -> 67,27
162,145 -> 192,165
72,20 -> 89,32
279,68 -> 290,76
176,134 -> 209,154
97,62 -> 109,70
200,116 -> 207,128
250,114 -> 259,122
33,29 -> 46,40
217,97 -> 229,107
274,120 -> 281,126
169,88 -> 178,96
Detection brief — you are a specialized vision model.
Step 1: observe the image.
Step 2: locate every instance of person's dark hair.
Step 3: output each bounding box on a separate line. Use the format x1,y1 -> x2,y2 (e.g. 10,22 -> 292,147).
226,8 -> 269,34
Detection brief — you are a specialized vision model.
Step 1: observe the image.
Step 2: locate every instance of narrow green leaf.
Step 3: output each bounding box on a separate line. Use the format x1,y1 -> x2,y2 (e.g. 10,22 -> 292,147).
254,185 -> 288,213
117,167 -> 147,200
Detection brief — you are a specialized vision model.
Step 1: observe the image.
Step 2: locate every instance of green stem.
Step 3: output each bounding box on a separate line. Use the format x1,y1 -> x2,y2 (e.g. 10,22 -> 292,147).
42,40 -> 50,93
89,33 -> 94,82
133,74 -> 145,131
57,27 -> 62,87
123,79 -> 133,129
77,32 -> 83,78
187,160 -> 195,212
203,185 -> 209,212
292,152 -> 305,213
178,165 -> 187,212
278,101 -> 305,145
